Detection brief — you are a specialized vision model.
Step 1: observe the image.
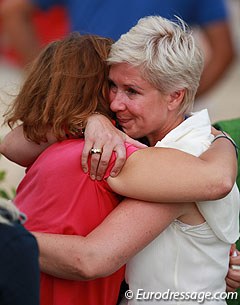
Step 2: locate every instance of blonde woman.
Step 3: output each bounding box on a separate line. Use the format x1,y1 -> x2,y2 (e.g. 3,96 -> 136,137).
1,25 -> 238,304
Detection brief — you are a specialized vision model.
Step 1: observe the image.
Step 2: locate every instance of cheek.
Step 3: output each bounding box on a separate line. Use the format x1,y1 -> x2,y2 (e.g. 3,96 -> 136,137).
109,91 -> 114,102
138,102 -> 162,125
134,103 -> 151,119
109,93 -> 116,111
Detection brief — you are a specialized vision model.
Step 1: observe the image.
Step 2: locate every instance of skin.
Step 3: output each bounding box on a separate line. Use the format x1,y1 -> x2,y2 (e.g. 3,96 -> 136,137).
0,0 -> 235,179
0,79 -> 239,290
0,54 -> 239,290
0,64 -> 237,203
108,63 -> 184,145
81,63 -> 185,179
227,247 -> 240,292
0,123 -> 146,168
31,63 -> 238,290
33,200 -> 192,280
32,138 -> 238,281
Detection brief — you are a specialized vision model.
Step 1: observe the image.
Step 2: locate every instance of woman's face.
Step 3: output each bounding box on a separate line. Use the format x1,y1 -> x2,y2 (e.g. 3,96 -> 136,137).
109,63 -> 174,145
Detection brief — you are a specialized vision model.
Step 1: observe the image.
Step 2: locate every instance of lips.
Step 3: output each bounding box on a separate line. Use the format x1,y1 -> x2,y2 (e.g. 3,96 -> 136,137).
117,117 -> 132,126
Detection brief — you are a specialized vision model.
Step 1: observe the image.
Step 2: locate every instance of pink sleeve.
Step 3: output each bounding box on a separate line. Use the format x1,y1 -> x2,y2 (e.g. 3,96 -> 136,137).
103,143 -> 139,180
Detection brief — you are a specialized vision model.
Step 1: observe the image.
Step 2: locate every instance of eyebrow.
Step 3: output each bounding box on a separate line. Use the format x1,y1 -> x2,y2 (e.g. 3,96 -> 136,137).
108,78 -> 144,91
125,83 -> 144,91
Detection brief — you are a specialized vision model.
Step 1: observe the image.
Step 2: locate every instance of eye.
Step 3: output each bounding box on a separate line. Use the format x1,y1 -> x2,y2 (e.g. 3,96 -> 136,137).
126,87 -> 138,96
109,80 -> 117,93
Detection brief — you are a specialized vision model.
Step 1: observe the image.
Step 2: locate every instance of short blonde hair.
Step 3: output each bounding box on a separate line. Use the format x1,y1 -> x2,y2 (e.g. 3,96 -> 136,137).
108,16 -> 204,114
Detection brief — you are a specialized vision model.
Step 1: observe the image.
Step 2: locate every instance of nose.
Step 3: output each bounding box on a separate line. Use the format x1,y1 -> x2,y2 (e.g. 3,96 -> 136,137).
110,90 -> 126,112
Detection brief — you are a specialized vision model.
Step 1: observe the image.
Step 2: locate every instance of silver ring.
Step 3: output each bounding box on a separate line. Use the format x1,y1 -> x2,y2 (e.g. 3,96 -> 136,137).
90,148 -> 102,155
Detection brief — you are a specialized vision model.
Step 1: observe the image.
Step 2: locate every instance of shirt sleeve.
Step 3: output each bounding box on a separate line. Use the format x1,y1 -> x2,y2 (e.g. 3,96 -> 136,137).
103,143 -> 139,180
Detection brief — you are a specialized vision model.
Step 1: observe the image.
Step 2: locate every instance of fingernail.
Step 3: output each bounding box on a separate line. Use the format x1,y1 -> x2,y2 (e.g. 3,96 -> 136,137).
82,167 -> 88,173
110,172 -> 117,177
96,176 -> 102,181
90,175 -> 95,180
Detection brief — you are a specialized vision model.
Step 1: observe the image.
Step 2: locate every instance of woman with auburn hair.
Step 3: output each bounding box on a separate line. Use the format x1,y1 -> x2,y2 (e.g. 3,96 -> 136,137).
0,27 -> 238,305
4,32 -> 131,305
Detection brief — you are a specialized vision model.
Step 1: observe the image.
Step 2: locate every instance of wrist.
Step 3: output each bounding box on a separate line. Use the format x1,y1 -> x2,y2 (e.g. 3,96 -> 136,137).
89,112 -> 115,125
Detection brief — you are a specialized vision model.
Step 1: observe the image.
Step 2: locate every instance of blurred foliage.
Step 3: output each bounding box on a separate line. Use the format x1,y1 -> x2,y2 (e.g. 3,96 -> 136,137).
0,157 -> 16,200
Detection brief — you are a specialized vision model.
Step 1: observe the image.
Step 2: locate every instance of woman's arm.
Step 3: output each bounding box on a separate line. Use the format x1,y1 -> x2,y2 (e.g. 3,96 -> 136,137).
34,199 -> 185,280
82,114 -> 237,185
108,137 -> 237,202
2,126 -> 236,202
0,119 -> 145,169
0,125 -> 57,167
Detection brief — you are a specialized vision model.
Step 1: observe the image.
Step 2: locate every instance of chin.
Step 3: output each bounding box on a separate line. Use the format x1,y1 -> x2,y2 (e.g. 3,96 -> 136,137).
123,128 -> 143,140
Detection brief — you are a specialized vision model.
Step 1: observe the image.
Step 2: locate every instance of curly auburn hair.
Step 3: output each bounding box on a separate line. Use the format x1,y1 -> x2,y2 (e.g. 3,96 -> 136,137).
5,33 -> 114,143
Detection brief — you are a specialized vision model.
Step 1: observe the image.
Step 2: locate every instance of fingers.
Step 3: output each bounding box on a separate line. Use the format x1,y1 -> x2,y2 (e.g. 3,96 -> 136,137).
106,132 -> 147,177
230,244 -> 237,256
81,114 -> 128,180
226,248 -> 240,292
81,139 -> 93,174
226,270 -> 240,291
81,115 -> 147,180
93,144 -> 115,180
89,150 -> 102,180
82,141 -> 127,180
226,284 -> 235,292
124,134 -> 148,148
82,137 -> 145,180
229,250 -> 240,266
226,284 -> 237,293
226,262 -> 240,293
109,144 -> 127,177
81,138 -> 125,180
90,142 -> 127,180
82,138 -> 103,180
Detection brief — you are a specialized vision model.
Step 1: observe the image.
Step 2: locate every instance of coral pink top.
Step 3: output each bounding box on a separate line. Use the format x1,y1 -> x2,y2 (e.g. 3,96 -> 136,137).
15,139 -> 138,305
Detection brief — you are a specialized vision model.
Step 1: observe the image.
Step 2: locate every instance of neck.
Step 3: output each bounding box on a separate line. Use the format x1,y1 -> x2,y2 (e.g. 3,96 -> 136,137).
148,115 -> 185,146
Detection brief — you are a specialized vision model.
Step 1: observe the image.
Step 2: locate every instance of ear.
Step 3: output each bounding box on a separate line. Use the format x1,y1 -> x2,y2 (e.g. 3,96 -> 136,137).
167,89 -> 185,111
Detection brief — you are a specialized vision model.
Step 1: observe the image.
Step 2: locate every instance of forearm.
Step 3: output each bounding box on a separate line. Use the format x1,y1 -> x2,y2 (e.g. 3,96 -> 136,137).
34,199 -> 182,280
199,136 -> 237,189
0,125 -> 55,166
108,137 -> 237,202
34,232 -> 91,280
